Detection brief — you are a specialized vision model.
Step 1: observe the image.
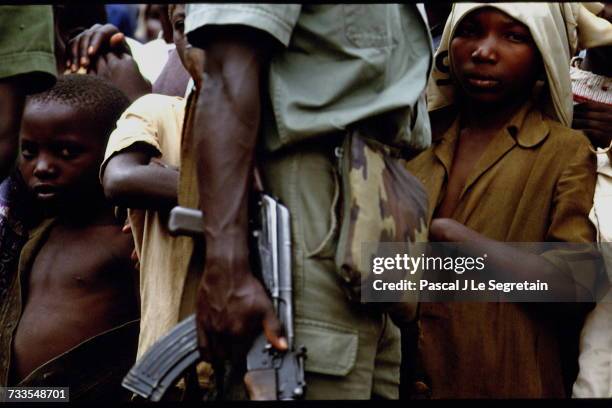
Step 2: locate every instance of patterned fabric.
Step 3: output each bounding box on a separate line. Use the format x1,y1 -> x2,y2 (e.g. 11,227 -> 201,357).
570,57 -> 612,106
335,131 -> 428,304
0,173 -> 29,306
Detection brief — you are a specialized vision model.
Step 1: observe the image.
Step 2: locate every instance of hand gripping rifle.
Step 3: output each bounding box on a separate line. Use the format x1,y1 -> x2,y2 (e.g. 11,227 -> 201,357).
121,195 -> 307,401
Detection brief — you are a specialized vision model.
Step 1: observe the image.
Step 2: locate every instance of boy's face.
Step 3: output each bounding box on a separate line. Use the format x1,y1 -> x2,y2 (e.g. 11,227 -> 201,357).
19,102 -> 106,211
169,5 -> 188,66
450,8 -> 542,105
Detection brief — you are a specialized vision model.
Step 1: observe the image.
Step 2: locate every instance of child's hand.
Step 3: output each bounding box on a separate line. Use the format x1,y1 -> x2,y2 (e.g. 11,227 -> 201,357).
122,222 -> 140,271
91,53 -> 152,102
65,23 -> 130,73
573,101 -> 612,150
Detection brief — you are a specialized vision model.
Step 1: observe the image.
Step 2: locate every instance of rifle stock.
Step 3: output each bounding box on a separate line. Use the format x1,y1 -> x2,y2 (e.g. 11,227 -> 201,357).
121,315 -> 200,401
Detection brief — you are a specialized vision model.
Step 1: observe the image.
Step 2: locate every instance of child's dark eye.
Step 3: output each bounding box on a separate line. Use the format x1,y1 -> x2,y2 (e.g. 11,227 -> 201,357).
59,147 -> 78,159
505,31 -> 531,44
55,145 -> 81,159
456,23 -> 479,38
20,143 -> 37,160
174,19 -> 185,33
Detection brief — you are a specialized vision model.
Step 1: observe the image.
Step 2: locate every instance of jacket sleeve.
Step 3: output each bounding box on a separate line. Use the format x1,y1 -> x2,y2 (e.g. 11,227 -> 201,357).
542,137 -> 602,299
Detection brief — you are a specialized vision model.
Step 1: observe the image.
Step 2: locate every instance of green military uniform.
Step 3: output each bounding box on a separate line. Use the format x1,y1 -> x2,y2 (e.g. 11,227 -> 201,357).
0,6 -> 56,93
181,4 -> 433,399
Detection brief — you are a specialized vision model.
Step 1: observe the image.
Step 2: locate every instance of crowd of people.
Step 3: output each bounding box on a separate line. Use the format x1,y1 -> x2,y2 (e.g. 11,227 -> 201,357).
0,2 -> 611,401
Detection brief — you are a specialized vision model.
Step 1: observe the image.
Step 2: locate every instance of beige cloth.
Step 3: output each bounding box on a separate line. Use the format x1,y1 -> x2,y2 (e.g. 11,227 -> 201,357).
582,2 -> 605,16
427,2 -> 612,128
570,55 -> 612,397
100,94 -> 192,359
573,152 -> 612,398
126,37 -> 175,85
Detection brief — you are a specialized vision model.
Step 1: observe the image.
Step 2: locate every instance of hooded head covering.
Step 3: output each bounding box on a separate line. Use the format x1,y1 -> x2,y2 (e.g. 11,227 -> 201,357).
427,2 -> 612,127
582,2 -> 605,16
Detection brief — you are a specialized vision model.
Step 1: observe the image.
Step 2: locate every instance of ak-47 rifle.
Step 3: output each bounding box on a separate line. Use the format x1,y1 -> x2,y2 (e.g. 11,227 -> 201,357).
121,194 -> 306,401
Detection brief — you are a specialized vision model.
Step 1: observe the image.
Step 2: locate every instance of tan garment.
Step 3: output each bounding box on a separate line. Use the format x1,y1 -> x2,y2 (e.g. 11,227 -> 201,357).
582,2 -> 605,16
406,102 -> 597,398
590,154 -> 612,278
101,94 -> 192,359
570,59 -> 612,398
573,152 -> 612,398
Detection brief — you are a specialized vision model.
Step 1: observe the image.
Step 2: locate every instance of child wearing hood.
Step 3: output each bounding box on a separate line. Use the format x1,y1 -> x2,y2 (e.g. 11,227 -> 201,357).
407,2 -> 611,398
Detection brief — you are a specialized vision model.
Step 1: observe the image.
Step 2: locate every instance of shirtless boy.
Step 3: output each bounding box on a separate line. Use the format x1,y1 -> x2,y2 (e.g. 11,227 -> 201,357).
0,75 -> 138,402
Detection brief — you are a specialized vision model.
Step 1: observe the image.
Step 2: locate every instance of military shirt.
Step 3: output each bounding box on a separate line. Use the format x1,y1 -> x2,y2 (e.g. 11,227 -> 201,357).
0,6 -> 56,93
178,5 -> 434,398
185,4 -> 433,152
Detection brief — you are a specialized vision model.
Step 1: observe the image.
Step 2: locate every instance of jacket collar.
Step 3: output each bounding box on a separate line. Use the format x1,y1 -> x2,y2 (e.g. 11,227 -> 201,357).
432,100 -> 551,201
511,101 -> 550,148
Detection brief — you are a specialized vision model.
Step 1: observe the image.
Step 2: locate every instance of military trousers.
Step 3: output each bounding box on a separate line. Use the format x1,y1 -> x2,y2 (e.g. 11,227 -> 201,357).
256,140 -> 402,399
182,138 -> 404,400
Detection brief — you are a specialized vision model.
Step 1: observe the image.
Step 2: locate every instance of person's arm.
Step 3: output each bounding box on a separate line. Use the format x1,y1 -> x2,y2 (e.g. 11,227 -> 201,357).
187,25 -> 286,362
430,219 -> 592,300
102,145 -> 178,212
0,80 -> 25,181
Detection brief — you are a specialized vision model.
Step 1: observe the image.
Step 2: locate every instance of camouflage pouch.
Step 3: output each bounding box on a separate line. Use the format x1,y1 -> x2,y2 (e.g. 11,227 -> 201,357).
334,130 -> 429,303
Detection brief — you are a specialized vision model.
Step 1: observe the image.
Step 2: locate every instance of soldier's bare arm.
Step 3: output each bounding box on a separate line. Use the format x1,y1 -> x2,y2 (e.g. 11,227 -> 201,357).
187,25 -> 286,362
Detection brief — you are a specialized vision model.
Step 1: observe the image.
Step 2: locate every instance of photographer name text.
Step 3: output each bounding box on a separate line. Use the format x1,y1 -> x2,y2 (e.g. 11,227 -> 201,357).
372,279 -> 549,293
